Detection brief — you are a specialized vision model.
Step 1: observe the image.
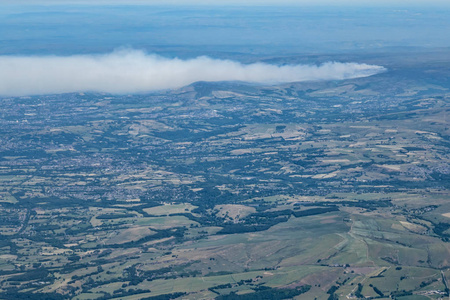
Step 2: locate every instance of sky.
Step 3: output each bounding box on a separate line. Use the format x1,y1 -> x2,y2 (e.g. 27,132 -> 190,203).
1,4 -> 449,57
3,0 -> 450,6
0,0 -> 448,96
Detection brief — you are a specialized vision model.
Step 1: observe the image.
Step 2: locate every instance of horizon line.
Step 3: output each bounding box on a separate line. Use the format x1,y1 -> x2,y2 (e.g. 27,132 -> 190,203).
3,0 -> 450,7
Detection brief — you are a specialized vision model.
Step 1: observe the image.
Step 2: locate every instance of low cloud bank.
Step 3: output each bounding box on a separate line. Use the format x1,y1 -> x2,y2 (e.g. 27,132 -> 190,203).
0,50 -> 386,96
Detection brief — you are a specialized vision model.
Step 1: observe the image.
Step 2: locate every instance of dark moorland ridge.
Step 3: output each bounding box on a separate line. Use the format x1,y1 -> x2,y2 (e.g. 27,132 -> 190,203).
0,51 -> 450,299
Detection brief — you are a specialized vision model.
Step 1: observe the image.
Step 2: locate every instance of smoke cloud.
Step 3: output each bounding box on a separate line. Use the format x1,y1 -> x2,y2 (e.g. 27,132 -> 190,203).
0,49 -> 386,96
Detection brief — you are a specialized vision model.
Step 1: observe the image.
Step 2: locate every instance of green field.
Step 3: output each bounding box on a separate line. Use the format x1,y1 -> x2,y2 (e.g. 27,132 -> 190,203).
1,51 -> 450,299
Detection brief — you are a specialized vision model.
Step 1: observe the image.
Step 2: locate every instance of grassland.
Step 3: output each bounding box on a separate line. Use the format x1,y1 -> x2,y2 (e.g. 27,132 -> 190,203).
0,52 -> 450,299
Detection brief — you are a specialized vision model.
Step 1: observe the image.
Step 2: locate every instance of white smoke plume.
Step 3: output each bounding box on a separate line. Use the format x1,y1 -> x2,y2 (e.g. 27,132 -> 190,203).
0,49 -> 386,96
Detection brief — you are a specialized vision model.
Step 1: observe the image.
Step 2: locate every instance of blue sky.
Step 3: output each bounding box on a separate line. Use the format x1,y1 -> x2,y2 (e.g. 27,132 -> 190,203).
1,1 -> 449,57
1,0 -> 448,96
3,0 -> 450,5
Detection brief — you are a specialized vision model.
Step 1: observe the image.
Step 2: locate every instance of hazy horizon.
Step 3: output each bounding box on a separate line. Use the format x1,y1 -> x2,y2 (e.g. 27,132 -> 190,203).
1,4 -> 449,57
3,0 -> 450,7
1,2 -> 449,95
